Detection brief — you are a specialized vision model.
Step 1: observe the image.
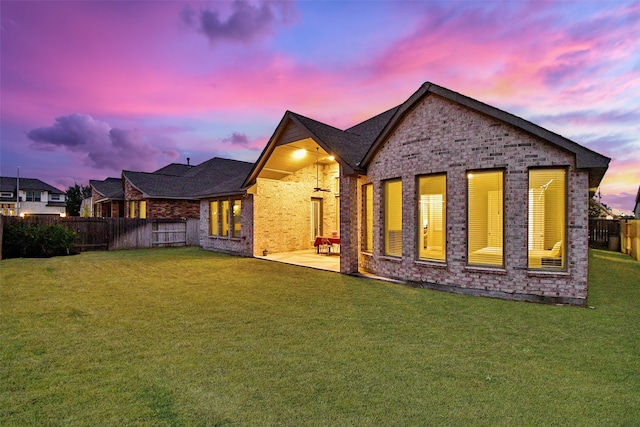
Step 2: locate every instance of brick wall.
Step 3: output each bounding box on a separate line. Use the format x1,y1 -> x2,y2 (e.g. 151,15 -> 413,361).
124,181 -> 143,218
123,179 -> 199,219
252,161 -> 339,256
147,199 -> 200,219
357,94 -> 589,305
339,173 -> 361,274
199,196 -> 253,256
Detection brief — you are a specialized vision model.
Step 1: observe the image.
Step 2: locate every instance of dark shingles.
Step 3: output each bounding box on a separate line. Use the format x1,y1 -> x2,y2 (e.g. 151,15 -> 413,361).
152,163 -> 194,176
288,106 -> 399,170
123,158 -> 254,199
90,178 -> 124,199
1,176 -> 65,194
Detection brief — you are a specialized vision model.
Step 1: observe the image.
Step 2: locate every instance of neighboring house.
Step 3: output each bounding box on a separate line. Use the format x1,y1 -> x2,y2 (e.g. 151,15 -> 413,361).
123,157 -> 253,220
0,176 -> 66,216
201,82 -> 610,305
90,178 -> 125,217
634,186 -> 640,219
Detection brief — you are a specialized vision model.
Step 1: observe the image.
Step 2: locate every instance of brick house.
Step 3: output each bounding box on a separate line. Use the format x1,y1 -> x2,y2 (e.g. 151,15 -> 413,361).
201,82 -> 610,305
123,157 -> 254,220
90,177 -> 125,217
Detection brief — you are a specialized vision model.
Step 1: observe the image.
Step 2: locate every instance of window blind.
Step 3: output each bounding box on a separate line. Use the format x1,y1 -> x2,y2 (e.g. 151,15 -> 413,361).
232,200 -> 242,238
528,169 -> 565,269
210,201 -> 219,236
418,174 -> 446,261
363,184 -> 373,252
384,179 -> 402,257
468,170 -> 503,266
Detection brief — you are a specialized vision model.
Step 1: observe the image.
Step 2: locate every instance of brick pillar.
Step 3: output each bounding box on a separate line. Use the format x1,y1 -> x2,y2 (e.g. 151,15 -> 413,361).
340,173 -> 359,274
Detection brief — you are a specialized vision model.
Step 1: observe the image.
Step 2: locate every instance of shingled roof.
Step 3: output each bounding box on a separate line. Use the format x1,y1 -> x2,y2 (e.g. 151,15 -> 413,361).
152,163 -> 194,176
244,81 -> 609,193
243,107 -> 399,187
289,106 -> 399,170
122,157 -> 254,199
0,176 -> 65,195
89,177 -> 124,200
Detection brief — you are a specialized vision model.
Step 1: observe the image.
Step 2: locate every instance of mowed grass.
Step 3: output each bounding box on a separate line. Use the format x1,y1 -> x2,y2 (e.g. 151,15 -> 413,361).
1,248 -> 638,426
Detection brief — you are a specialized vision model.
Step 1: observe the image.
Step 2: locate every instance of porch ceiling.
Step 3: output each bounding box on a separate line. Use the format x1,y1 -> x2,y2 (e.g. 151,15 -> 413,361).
259,138 -> 335,180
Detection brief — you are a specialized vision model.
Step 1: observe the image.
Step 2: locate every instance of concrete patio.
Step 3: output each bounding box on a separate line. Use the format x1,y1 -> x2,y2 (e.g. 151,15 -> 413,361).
256,248 -> 340,272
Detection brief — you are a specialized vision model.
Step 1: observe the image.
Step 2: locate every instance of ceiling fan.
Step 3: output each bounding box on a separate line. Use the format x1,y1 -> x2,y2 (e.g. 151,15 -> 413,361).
313,147 -> 331,192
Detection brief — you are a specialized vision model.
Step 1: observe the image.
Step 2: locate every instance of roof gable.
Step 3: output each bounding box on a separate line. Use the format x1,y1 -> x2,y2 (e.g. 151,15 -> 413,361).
90,178 -> 123,199
360,82 -> 610,192
242,108 -> 398,188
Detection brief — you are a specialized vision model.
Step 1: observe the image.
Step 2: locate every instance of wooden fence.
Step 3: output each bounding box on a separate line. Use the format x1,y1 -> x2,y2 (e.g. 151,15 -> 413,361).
0,216 -> 200,253
589,218 -> 621,250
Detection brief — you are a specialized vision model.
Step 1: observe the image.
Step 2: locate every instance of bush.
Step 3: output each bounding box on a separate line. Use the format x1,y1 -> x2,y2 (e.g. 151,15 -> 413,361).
2,223 -> 78,259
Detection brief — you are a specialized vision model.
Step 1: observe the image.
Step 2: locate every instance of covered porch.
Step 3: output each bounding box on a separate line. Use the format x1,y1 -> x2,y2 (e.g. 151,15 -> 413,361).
246,124 -> 342,262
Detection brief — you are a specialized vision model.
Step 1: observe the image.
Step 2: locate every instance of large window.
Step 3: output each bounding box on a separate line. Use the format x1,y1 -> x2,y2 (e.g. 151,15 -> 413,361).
362,184 -> 373,252
210,201 -> 219,236
139,201 -> 147,219
468,170 -> 503,266
232,199 -> 242,238
129,201 -> 136,218
418,174 -> 446,261
528,169 -> 566,269
210,198 -> 241,238
384,179 -> 402,257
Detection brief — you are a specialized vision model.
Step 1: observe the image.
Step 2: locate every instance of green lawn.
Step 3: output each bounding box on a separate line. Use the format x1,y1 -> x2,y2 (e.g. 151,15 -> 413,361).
1,248 -> 638,426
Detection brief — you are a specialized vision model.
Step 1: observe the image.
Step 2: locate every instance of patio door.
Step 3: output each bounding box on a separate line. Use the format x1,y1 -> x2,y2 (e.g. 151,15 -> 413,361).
311,198 -> 323,240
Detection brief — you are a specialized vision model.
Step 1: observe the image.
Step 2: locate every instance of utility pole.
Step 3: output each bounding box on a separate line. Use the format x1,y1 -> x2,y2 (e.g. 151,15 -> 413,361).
16,166 -> 20,217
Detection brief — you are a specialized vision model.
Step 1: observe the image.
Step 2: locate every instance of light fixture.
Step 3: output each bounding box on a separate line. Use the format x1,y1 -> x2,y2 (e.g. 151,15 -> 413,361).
293,149 -> 307,160
467,173 -> 474,179
328,155 -> 335,161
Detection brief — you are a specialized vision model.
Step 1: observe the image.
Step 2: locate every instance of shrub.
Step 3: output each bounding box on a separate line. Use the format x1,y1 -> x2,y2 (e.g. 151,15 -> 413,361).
2,222 -> 78,259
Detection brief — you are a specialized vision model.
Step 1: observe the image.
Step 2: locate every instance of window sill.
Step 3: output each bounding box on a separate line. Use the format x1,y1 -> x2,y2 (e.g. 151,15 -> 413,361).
527,269 -> 569,277
209,235 -> 242,241
414,260 -> 447,269
465,265 -> 507,274
380,255 -> 402,263
361,251 -> 373,257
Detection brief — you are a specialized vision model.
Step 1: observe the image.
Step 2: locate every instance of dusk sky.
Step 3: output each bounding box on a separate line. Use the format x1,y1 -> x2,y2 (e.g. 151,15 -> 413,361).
1,1 -> 638,212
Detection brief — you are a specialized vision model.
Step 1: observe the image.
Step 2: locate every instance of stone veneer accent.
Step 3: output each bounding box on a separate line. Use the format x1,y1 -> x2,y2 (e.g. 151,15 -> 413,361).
123,179 -> 199,219
252,161 -> 339,256
349,94 -> 590,305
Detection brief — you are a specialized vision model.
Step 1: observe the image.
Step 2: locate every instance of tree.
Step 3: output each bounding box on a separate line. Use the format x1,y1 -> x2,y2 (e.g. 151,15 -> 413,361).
66,183 -> 92,216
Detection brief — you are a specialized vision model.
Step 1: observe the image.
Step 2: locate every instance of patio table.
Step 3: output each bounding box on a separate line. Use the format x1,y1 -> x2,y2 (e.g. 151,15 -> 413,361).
313,237 -> 340,254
